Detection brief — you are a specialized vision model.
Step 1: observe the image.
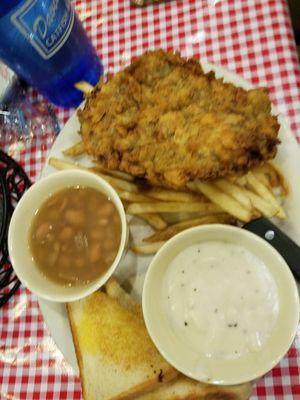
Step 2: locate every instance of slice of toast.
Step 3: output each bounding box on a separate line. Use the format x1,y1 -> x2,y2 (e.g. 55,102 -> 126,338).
67,281 -> 178,400
136,375 -> 253,400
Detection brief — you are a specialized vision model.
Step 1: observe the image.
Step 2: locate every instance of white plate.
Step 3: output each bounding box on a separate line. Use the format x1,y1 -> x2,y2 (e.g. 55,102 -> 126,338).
38,63 -> 300,373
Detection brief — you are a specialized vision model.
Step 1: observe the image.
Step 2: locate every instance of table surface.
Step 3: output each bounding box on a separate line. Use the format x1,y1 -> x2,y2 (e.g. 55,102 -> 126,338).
1,0 -> 300,399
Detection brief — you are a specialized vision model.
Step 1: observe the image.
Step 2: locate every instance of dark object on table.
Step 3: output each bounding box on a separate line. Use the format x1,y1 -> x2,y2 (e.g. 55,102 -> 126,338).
287,0 -> 300,44
131,0 -> 167,6
243,218 -> 300,282
0,150 -> 31,307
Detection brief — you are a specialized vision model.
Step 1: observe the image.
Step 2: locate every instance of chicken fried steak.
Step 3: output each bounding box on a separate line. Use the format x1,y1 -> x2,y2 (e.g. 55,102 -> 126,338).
79,50 -> 280,190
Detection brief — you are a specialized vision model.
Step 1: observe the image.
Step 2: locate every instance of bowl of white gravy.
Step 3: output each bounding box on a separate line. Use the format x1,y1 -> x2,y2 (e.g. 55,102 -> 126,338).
142,224 -> 299,385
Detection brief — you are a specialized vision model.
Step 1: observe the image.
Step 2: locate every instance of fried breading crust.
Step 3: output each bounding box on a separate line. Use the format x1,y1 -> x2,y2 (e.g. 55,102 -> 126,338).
79,50 -> 280,190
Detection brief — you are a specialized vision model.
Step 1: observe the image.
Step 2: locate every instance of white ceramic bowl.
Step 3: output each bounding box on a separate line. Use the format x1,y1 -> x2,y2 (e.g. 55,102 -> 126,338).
142,224 -> 299,385
8,169 -> 127,303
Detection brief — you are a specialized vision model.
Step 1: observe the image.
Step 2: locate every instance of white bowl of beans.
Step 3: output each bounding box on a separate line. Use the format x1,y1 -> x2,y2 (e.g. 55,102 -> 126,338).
8,169 -> 127,302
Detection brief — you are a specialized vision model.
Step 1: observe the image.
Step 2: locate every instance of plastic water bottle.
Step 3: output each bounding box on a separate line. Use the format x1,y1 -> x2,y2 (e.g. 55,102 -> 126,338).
0,1 -> 103,108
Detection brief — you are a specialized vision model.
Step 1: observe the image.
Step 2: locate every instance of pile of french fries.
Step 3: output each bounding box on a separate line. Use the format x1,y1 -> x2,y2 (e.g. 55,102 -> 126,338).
49,148 -> 288,255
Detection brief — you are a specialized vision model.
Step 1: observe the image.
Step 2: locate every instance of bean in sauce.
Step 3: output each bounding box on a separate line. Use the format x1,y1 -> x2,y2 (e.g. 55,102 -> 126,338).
29,186 -> 121,286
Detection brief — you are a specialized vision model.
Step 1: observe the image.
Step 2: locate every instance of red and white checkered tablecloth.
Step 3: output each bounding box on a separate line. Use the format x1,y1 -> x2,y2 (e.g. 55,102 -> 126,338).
1,0 -> 300,399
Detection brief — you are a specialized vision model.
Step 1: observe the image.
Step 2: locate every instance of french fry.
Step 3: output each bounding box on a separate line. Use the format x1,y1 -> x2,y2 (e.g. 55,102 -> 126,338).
253,163 -> 281,189
138,213 -> 167,230
251,170 -> 270,188
98,174 -> 139,193
92,164 -> 134,181
131,241 -> 165,255
144,188 -> 205,203
49,157 -> 139,193
245,162 -> 288,197
214,178 -> 252,210
75,80 -> 94,94
269,162 -> 289,196
116,190 -> 152,203
162,212 -> 216,224
188,181 -> 252,222
243,189 -> 278,218
246,171 -> 286,219
49,157 -> 89,172
63,141 -> 86,157
228,175 -> 248,186
143,214 -> 234,243
126,201 -> 222,215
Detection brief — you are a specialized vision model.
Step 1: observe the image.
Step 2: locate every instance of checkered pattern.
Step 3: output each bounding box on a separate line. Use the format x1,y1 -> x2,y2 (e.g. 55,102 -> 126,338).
1,0 -> 300,398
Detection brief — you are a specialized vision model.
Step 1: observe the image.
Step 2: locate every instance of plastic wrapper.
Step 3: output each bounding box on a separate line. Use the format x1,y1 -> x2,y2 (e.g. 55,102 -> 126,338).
0,98 -> 59,159
0,62 -> 59,160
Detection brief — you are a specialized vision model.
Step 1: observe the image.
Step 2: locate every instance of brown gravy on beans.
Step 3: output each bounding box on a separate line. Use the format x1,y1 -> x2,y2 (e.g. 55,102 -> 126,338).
29,186 -> 121,286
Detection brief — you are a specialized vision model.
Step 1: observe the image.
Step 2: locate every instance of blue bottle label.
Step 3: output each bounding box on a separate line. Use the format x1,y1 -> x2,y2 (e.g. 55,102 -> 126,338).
10,0 -> 74,60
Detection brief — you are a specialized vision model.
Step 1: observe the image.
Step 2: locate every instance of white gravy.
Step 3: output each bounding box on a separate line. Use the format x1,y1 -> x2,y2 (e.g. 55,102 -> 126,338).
162,241 -> 279,360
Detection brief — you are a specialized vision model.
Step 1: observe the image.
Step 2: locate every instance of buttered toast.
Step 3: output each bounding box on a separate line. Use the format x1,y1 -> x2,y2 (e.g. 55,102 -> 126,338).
67,282 -> 178,400
136,375 -> 253,400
